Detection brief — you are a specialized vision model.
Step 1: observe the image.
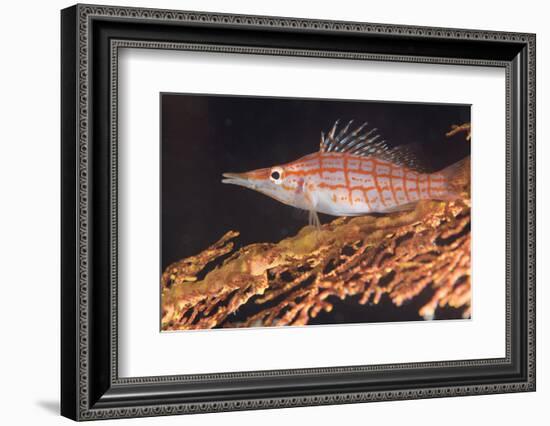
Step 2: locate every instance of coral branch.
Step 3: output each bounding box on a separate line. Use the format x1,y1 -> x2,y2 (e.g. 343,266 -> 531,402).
162,188 -> 471,329
446,123 -> 471,141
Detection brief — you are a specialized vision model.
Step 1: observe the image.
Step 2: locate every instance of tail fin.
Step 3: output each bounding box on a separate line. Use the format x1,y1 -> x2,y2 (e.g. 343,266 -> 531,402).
439,156 -> 470,197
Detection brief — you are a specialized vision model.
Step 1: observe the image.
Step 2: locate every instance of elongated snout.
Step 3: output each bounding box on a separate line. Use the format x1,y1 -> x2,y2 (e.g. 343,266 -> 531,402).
221,168 -> 271,190
222,166 -> 301,208
221,172 -> 257,190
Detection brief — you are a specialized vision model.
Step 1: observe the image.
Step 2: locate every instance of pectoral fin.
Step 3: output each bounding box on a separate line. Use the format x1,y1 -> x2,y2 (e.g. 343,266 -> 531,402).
308,209 -> 321,229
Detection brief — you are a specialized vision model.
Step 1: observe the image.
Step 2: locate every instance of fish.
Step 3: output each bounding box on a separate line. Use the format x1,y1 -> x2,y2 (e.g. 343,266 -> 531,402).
222,120 -> 469,226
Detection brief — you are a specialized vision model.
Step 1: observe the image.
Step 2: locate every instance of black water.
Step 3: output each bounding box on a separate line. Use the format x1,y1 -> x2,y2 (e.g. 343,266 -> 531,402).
161,93 -> 470,324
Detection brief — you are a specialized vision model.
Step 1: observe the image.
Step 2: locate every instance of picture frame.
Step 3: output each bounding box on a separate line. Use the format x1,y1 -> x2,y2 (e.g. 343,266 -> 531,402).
61,3 -> 536,421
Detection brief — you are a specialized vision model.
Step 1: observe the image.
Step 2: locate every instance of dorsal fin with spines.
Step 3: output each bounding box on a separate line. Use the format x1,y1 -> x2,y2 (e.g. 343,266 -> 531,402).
319,119 -> 426,172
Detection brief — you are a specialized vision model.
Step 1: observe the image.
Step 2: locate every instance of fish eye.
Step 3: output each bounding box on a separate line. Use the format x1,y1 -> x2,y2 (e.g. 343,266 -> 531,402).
269,167 -> 283,184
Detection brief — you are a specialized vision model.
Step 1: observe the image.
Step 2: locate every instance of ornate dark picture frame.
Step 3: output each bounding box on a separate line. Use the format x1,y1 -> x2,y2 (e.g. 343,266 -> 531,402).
61,4 -> 536,421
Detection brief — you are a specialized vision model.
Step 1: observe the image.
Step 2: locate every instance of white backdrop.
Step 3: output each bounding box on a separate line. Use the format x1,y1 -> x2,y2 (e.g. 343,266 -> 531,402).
0,0 -> 547,425
119,49 -> 505,377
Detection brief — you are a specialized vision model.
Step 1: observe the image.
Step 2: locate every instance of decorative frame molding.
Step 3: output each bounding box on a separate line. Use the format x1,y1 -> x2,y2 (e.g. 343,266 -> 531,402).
61,3 -> 535,421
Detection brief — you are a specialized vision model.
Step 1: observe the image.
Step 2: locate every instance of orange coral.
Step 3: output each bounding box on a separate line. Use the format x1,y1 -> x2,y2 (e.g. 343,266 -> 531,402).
161,184 -> 471,330
161,125 -> 471,331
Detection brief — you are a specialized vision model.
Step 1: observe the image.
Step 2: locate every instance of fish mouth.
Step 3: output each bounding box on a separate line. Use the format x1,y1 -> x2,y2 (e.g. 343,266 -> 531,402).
221,172 -> 258,190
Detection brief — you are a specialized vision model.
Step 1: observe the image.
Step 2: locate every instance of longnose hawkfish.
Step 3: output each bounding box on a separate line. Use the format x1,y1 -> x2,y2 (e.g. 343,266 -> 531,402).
222,120 -> 468,227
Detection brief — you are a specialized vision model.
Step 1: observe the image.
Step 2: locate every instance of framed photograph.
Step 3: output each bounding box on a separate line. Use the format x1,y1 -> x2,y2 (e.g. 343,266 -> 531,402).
61,4 -> 536,421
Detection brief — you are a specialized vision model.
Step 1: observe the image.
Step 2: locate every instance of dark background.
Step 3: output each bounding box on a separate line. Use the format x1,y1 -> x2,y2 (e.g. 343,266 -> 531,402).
161,93 -> 470,324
